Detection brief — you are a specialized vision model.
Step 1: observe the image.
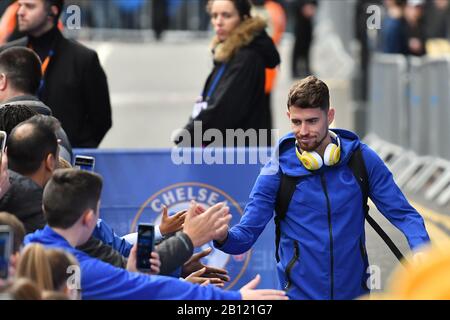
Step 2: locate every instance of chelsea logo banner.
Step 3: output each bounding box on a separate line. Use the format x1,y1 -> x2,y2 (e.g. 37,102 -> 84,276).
74,148 -> 278,290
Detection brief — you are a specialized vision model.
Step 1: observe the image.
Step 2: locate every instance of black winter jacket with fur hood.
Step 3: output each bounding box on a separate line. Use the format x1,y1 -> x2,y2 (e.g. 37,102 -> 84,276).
180,17 -> 280,147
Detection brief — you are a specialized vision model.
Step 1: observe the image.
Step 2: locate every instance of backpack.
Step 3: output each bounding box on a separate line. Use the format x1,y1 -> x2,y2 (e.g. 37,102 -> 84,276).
274,147 -> 409,267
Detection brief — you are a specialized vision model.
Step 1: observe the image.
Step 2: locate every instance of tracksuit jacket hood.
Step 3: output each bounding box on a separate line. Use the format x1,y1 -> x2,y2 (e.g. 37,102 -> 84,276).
276,129 -> 361,177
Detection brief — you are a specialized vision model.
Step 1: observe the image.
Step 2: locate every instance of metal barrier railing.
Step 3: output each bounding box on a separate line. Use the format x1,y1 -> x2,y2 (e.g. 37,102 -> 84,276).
368,53 -> 408,147
367,53 -> 450,208
368,53 -> 450,161
364,134 -> 450,208
424,58 -> 450,160
409,57 -> 429,156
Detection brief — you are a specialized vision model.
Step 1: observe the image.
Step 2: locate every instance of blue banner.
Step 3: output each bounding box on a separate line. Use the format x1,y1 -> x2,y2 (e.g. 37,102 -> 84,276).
74,148 -> 279,290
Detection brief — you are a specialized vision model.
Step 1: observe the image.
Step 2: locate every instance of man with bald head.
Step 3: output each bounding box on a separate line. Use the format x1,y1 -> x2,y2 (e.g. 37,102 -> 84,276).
0,114 -> 59,233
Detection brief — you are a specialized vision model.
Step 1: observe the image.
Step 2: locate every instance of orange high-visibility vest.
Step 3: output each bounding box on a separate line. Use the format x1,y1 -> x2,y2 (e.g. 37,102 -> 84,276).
264,0 -> 286,94
0,1 -> 19,45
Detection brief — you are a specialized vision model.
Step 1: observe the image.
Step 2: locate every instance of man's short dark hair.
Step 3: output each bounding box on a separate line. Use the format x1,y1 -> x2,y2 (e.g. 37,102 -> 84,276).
0,104 -> 38,136
287,76 -> 330,111
0,212 -> 26,254
44,0 -> 64,20
0,47 -> 42,95
395,0 -> 407,7
7,115 -> 60,175
43,169 -> 103,229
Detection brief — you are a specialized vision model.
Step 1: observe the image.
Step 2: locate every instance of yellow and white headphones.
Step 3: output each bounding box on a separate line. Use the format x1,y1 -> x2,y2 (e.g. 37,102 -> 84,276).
295,131 -> 341,171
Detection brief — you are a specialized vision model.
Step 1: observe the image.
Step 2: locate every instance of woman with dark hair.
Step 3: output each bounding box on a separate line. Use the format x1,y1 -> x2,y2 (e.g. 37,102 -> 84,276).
177,0 -> 280,147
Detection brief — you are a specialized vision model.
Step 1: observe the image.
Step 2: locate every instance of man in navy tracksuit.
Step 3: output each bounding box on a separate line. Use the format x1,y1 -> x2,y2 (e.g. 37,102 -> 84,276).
214,76 -> 430,300
25,169 -> 288,300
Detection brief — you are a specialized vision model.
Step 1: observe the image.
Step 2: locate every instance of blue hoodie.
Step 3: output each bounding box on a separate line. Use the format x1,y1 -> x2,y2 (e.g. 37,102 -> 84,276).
92,219 -> 132,257
25,226 -> 241,300
216,129 -> 430,300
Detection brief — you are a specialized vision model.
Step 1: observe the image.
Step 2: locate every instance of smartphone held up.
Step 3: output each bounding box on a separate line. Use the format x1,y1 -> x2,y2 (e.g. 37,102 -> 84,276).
74,155 -> 95,172
136,223 -> 155,272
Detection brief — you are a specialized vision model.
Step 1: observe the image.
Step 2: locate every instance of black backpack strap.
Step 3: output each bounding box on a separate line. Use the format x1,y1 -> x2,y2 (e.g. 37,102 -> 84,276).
274,173 -> 302,263
349,147 -> 410,267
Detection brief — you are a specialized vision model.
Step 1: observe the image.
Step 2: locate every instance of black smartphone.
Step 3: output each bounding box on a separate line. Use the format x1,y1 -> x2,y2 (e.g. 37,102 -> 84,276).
0,225 -> 13,280
74,155 -> 95,172
136,223 -> 155,272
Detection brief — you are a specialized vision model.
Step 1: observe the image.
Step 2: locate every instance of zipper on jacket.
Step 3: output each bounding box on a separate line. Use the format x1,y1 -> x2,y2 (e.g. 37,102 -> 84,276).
284,241 -> 300,290
359,237 -> 370,291
359,238 -> 367,261
320,174 -> 334,300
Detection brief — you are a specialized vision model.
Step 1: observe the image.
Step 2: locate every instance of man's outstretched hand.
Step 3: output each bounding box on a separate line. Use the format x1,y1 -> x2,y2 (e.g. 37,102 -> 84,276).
240,275 -> 289,300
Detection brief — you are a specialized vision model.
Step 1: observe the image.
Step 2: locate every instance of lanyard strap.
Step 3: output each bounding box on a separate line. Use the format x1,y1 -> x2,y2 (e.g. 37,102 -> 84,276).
28,44 -> 54,97
204,64 -> 226,101
40,50 -> 54,75
28,44 -> 54,76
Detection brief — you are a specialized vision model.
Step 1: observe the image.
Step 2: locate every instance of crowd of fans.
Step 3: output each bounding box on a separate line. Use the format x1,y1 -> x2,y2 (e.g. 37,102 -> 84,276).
0,0 -> 292,301
376,0 -> 450,56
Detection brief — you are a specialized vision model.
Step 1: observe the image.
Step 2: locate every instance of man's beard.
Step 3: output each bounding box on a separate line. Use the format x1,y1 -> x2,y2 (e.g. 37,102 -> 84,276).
19,16 -> 48,35
298,131 -> 328,152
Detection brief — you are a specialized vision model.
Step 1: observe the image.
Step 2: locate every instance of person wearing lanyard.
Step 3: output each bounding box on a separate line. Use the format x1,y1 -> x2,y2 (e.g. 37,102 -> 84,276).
175,0 -> 280,148
0,0 -> 112,148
